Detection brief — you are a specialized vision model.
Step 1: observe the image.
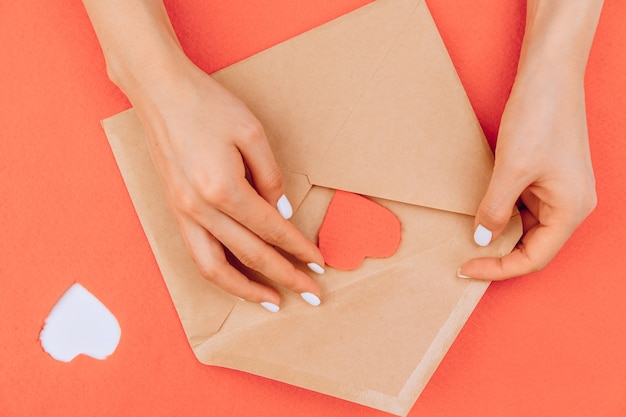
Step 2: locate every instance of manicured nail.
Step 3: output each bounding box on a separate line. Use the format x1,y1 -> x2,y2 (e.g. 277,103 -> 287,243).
307,262 -> 325,274
260,302 -> 280,313
473,224 -> 492,247
300,292 -> 321,307
277,194 -> 293,220
457,268 -> 472,279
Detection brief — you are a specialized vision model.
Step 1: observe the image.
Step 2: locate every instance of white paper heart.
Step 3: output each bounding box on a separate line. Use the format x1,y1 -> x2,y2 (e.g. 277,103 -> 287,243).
39,283 -> 121,362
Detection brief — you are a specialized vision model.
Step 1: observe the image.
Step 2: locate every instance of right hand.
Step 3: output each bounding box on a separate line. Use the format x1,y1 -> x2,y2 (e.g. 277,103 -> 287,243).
125,57 -> 325,312
459,67 -> 596,281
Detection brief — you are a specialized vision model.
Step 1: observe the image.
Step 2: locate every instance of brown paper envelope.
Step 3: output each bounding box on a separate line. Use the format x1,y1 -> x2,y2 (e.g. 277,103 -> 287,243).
101,0 -> 522,415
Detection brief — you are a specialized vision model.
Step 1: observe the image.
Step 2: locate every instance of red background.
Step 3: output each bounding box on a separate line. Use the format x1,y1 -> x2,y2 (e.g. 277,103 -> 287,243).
2,0 -> 625,415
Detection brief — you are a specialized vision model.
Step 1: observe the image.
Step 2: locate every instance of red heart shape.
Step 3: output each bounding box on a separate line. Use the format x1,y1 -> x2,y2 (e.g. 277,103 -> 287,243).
318,190 -> 402,270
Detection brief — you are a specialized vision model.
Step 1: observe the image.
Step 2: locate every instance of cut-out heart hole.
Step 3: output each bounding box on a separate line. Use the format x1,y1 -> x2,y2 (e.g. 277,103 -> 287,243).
39,283 -> 121,362
318,190 -> 401,270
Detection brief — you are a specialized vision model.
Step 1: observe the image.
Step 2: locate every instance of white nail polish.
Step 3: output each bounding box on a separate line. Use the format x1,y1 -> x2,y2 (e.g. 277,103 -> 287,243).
277,194 -> 293,220
260,302 -> 280,313
473,224 -> 493,247
300,292 -> 321,307
457,268 -> 472,279
307,262 -> 325,274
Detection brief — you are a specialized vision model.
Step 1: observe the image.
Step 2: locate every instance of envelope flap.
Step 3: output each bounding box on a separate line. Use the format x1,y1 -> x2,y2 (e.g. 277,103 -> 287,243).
310,1 -> 494,215
213,0 -> 494,216
212,0 -> 423,199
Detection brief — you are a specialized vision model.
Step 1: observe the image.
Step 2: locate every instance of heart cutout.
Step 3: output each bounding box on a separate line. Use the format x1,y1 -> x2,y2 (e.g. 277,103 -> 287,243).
318,190 -> 401,270
39,283 -> 121,362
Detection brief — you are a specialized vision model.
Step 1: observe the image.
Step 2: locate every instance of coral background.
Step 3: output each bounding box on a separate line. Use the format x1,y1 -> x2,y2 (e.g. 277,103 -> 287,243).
1,0 -> 625,415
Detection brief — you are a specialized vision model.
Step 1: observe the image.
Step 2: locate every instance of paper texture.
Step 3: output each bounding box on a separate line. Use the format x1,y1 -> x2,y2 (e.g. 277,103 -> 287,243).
101,0 -> 522,414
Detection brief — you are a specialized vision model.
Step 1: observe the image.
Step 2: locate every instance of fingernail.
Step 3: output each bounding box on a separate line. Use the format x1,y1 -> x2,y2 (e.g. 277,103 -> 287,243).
307,262 -> 325,274
300,292 -> 321,307
277,194 -> 293,220
260,302 -> 280,313
473,224 -> 493,247
457,268 -> 472,279
235,296 -> 245,302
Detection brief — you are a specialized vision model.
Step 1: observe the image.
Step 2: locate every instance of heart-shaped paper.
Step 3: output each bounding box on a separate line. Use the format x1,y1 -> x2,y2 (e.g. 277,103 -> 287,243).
318,190 -> 401,270
39,283 -> 121,362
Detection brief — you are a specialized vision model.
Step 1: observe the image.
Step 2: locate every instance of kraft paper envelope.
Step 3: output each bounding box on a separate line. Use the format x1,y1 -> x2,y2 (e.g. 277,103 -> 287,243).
102,0 -> 522,415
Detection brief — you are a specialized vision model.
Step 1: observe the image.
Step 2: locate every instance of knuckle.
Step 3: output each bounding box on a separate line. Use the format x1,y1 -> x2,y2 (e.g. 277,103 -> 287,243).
280,268 -> 298,289
239,118 -> 266,144
238,250 -> 266,271
261,166 -> 284,193
264,226 -> 287,247
172,187 -> 199,215
519,256 -> 545,275
519,243 -> 550,275
194,257 -> 223,282
498,158 -> 527,181
193,173 -> 236,208
478,201 -> 512,226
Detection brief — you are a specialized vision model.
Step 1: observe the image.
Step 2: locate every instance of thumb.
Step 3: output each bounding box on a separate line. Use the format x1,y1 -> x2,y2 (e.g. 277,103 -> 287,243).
237,126 -> 291,219
473,165 -> 527,247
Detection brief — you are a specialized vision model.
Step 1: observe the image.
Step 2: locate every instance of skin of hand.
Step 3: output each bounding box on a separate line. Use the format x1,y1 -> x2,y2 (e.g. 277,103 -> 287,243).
459,0 -> 604,280
81,0 -> 325,310
83,0 -> 603,289
136,58 -> 326,308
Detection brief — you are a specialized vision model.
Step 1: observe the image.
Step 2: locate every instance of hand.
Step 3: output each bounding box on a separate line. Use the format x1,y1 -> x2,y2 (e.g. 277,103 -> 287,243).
458,71 -> 597,280
129,58 -> 325,311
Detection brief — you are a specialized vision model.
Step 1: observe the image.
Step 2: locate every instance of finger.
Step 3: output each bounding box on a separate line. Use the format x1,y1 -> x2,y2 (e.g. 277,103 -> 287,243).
458,220 -> 573,281
213,178 -> 325,272
473,164 -> 529,247
519,207 -> 540,235
235,123 -> 292,219
178,217 -> 283,310
200,208 -> 322,306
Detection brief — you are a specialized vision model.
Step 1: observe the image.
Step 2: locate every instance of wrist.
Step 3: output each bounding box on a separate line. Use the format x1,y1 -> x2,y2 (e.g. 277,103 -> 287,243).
515,0 -> 603,88
83,0 -> 193,104
105,35 -> 191,101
